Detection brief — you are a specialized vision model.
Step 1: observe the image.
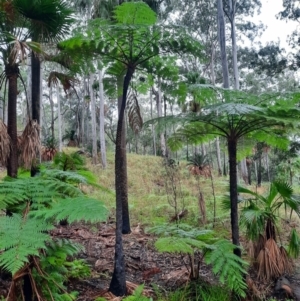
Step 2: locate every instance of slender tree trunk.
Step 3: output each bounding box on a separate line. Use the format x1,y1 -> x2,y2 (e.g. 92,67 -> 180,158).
150,88 -> 156,156
6,64 -> 19,178
57,85 -> 62,152
31,53 -> 40,124
49,85 -> 55,142
229,0 -> 239,89
31,53 -> 41,177
156,79 -> 166,157
26,56 -> 31,120
217,0 -> 230,88
117,73 -> 130,234
109,66 -> 134,296
89,73 -> 97,164
257,155 -> 262,187
227,137 -> 241,257
98,69 -> 107,168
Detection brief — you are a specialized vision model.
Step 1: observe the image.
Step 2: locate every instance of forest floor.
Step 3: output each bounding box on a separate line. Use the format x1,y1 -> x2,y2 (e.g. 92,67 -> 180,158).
52,219 -> 300,301
55,220 -> 217,301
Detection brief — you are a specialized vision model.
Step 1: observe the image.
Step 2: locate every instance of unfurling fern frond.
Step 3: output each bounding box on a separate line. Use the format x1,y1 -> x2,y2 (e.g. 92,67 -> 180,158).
127,91 -> 143,134
0,214 -> 53,274
33,197 -> 108,223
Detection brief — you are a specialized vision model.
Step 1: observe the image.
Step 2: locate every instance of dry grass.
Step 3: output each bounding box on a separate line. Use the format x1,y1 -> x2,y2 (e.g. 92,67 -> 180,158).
83,151 -> 230,228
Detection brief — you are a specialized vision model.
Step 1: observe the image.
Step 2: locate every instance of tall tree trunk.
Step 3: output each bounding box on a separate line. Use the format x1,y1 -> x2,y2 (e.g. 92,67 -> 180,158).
26,56 -> 31,121
109,66 -> 134,296
216,137 -> 222,176
117,73 -> 130,234
89,73 -> 97,164
228,0 -> 239,89
210,46 -> 222,175
31,53 -> 41,176
49,85 -> 55,142
217,0 -> 230,88
227,137 -> 241,257
98,69 -> 107,168
156,79 -> 166,157
150,88 -> 156,156
257,154 -> 262,187
6,64 -> 19,178
31,53 -> 40,124
57,85 -> 62,152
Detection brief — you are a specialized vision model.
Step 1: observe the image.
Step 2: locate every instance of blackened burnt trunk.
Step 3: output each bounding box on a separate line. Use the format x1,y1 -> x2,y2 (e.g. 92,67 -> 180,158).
227,136 -> 241,257
109,66 -> 134,296
6,64 -> 19,178
30,53 -> 40,177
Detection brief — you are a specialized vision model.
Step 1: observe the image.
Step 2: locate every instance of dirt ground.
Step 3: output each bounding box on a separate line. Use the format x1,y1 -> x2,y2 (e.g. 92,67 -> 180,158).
53,220 -> 218,301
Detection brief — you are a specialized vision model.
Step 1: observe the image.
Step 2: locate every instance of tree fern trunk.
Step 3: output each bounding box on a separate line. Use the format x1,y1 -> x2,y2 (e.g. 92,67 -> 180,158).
31,53 -> 40,124
116,73 -> 130,234
109,66 -> 134,296
6,64 -> 18,178
227,137 -> 241,257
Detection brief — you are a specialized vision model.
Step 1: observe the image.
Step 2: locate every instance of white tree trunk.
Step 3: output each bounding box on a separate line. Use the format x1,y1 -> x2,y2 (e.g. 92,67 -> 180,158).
229,0 -> 239,89
157,78 -> 166,157
217,0 -> 230,88
89,73 -> 97,164
98,69 -> 107,168
39,61 -> 43,144
57,84 -> 62,152
150,88 -> 156,156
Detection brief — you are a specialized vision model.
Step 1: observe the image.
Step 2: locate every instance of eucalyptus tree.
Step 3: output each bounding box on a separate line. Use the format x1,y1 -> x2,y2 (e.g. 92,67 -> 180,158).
165,88 -> 300,257
59,2 -> 201,295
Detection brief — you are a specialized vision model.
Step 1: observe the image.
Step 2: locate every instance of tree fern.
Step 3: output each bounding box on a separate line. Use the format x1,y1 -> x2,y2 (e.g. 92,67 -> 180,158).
33,197 -> 108,223
0,214 -> 53,274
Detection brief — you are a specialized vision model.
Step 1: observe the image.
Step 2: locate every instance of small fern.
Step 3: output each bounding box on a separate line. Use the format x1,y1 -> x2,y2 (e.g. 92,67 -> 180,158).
53,151 -> 85,171
148,223 -> 248,297
123,285 -> 152,301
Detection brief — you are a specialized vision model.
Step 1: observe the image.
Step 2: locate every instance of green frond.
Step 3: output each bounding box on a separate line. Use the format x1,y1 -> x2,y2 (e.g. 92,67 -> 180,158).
114,2 -> 157,25
288,229 -> 300,258
0,214 -> 53,274
0,177 -> 62,210
240,204 -> 269,240
273,181 -> 293,198
204,240 -> 248,297
33,197 -> 108,224
41,169 -> 87,185
155,237 -> 193,254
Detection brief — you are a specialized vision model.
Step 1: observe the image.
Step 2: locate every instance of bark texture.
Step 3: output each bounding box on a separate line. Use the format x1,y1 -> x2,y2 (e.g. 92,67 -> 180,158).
109,66 -> 134,296
228,137 -> 241,257
6,64 -> 19,178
